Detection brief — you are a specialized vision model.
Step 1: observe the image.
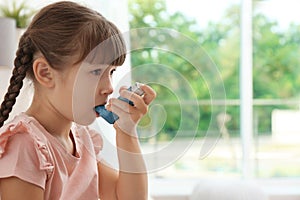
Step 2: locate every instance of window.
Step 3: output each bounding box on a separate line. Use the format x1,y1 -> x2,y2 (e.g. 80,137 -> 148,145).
128,0 -> 300,180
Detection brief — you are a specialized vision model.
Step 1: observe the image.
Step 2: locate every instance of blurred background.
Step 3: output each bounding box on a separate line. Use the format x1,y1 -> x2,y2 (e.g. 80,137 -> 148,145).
1,0 -> 300,199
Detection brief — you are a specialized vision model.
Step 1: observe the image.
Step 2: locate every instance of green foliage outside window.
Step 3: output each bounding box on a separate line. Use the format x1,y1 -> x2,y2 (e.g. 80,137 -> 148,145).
129,0 -> 300,140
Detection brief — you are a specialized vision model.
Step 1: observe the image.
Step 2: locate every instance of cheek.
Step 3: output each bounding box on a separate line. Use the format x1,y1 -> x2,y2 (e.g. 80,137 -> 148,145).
72,94 -> 96,125
73,71 -> 98,100
98,74 -> 113,90
71,75 -> 98,122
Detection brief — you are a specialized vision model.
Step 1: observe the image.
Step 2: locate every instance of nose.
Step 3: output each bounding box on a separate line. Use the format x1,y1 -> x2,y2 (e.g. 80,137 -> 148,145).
100,77 -> 114,95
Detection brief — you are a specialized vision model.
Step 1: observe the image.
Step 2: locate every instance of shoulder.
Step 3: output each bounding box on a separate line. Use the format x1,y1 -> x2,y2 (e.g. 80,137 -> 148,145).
0,113 -> 48,157
0,114 -> 34,158
0,113 -> 53,189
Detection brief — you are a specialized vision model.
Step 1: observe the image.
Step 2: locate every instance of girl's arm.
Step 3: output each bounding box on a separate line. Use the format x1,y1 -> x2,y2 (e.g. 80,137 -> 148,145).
98,133 -> 147,200
114,129 -> 148,200
0,177 -> 44,200
98,84 -> 156,200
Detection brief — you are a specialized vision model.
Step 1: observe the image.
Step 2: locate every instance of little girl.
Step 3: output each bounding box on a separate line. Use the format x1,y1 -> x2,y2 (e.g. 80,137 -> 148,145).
0,1 -> 155,200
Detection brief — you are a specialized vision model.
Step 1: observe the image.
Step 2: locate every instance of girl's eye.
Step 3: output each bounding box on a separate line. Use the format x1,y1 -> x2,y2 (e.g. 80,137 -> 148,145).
90,69 -> 102,76
110,69 -> 116,76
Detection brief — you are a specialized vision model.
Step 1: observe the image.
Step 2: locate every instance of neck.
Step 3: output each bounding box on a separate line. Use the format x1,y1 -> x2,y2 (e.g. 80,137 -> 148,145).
26,94 -> 72,140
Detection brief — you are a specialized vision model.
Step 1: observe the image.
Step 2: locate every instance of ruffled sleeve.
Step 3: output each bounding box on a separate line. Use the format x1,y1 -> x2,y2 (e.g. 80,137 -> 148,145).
0,122 -> 28,158
0,120 -> 54,190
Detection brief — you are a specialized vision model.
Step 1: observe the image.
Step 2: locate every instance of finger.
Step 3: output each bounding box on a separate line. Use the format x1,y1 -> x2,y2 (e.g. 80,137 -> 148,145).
118,86 -> 137,105
106,103 -> 112,111
118,86 -> 128,93
110,98 -> 135,114
110,100 -> 131,115
140,84 -> 156,105
119,90 -> 148,114
110,99 -> 139,125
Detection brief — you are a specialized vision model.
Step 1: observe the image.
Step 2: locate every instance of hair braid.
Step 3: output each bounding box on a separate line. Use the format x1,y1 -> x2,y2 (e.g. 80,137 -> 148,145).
0,35 -> 35,127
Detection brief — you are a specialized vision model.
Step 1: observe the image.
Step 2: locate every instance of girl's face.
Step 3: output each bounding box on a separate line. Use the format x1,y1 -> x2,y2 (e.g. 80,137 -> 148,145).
51,61 -> 117,125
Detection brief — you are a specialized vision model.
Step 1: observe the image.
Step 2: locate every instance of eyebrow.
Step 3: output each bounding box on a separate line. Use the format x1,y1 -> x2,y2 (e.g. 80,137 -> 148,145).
83,63 -> 110,69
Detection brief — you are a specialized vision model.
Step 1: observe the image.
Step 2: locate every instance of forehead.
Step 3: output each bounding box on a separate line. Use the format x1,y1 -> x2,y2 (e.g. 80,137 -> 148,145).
83,63 -> 110,69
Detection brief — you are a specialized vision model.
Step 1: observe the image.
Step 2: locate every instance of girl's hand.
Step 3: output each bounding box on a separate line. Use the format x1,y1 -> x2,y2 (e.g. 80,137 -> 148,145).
107,84 -> 156,136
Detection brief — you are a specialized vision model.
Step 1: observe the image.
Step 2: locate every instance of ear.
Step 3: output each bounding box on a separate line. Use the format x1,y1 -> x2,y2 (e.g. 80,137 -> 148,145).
32,57 -> 55,88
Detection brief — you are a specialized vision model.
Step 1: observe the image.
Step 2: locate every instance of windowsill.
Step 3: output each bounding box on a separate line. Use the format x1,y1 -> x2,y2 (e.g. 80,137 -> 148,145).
149,178 -> 300,200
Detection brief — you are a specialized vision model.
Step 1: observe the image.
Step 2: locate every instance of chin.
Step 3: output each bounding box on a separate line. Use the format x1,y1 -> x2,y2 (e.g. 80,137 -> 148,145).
72,112 -> 96,126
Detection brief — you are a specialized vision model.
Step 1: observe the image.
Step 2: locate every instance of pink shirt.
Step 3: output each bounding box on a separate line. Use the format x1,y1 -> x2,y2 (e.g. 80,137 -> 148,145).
0,113 -> 103,200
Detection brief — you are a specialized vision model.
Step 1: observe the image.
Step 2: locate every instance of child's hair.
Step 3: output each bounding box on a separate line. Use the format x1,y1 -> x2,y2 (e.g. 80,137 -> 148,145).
0,1 -> 126,127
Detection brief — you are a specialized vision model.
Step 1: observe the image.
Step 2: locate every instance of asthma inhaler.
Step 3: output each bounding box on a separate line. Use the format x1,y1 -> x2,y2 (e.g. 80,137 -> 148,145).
94,82 -> 145,124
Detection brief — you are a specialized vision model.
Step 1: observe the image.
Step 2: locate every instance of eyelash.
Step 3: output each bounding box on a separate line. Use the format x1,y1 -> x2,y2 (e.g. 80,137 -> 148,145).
90,68 -> 116,76
110,69 -> 116,76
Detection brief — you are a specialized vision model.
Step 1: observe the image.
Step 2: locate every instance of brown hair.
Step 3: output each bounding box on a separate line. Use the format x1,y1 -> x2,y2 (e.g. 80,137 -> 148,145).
0,1 -> 126,127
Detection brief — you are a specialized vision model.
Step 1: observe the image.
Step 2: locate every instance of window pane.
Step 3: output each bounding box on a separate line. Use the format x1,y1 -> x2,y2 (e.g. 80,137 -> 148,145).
129,0 -> 241,179
254,0 -> 300,178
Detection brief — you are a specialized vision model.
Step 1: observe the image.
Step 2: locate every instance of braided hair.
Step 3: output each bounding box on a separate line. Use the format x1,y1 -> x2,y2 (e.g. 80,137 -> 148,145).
0,1 -> 126,127
0,35 -> 35,127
